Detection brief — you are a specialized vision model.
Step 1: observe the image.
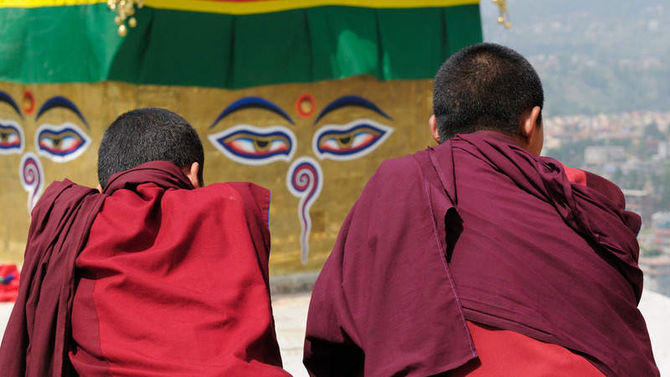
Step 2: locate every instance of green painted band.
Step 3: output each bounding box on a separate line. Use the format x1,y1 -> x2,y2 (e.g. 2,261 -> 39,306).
0,4 -> 482,88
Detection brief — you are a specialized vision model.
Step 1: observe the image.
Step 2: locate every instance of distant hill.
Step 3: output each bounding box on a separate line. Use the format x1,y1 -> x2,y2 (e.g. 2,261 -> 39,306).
480,0 -> 670,117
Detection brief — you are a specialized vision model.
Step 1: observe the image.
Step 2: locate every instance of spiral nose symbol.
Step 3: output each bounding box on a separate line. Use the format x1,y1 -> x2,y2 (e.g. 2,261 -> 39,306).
286,157 -> 323,265
20,152 -> 43,211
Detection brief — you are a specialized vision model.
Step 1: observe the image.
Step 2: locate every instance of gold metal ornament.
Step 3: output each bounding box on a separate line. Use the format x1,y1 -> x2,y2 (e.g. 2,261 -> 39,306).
108,0 -> 144,36
492,0 -> 511,29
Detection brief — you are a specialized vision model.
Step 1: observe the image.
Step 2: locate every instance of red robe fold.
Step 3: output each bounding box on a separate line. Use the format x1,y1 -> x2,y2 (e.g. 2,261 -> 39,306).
303,131 -> 658,377
0,161 -> 289,377
0,264 -> 20,302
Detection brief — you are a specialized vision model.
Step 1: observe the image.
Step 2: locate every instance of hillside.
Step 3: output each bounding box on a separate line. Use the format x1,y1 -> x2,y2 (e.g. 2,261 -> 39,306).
480,0 -> 670,116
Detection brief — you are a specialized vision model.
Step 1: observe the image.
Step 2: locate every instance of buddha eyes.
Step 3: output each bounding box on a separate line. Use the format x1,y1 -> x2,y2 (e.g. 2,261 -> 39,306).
0,120 -> 24,154
312,119 -> 393,161
208,125 -> 296,165
35,123 -> 91,162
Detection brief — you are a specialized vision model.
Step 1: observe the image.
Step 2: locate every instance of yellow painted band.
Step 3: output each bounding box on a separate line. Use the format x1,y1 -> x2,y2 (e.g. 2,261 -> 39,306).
0,0 -> 102,7
144,0 -> 480,15
0,0 -> 479,13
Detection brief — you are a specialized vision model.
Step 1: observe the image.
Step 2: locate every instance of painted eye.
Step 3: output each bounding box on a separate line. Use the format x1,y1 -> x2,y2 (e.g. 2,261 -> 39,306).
0,120 -> 24,154
208,125 -> 296,165
312,119 -> 393,161
35,122 -> 91,162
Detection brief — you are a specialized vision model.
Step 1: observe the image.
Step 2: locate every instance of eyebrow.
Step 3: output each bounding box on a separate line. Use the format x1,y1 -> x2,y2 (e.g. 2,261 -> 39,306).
0,91 -> 22,118
314,95 -> 392,125
35,96 -> 89,128
209,96 -> 294,129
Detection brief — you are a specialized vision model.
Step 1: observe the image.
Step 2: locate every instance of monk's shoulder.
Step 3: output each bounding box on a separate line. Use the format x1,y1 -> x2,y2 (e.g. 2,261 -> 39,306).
40,178 -> 90,200
372,152 -> 426,184
169,183 -> 237,202
32,179 -> 96,217
172,182 -> 269,213
583,170 -> 625,206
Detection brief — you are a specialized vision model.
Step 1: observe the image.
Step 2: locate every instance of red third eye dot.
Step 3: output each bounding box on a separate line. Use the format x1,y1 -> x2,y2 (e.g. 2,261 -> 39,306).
296,93 -> 315,118
22,90 -> 35,115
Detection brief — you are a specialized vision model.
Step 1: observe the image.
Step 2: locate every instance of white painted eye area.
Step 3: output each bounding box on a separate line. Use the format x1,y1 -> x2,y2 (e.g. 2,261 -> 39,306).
228,138 -> 256,154
0,120 -> 24,155
2,132 -> 20,145
41,135 -> 78,150
35,122 -> 91,162
208,124 -> 296,166
312,119 -> 393,161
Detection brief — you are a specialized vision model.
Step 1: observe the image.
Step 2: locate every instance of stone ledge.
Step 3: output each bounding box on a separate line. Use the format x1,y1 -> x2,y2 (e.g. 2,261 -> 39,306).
270,272 -> 318,296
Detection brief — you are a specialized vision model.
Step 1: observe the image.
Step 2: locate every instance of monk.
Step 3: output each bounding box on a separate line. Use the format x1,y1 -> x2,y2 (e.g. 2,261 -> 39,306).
0,108 -> 291,377
303,43 -> 659,376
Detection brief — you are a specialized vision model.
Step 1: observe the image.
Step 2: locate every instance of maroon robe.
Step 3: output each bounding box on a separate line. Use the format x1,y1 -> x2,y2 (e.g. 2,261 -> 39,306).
0,161 -> 289,377
304,131 -> 658,377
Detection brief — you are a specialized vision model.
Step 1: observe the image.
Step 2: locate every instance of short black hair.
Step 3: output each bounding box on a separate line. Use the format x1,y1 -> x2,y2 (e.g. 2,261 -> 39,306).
98,108 -> 204,188
433,43 -> 544,141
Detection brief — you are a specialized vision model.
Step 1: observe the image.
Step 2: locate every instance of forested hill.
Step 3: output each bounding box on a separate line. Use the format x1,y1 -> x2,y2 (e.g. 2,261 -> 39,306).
480,0 -> 670,117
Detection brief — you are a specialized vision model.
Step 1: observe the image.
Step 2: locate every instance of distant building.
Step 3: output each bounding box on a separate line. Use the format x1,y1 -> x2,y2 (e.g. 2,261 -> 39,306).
651,212 -> 670,253
640,256 -> 670,297
624,189 -> 655,224
655,140 -> 670,160
584,146 -> 626,165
